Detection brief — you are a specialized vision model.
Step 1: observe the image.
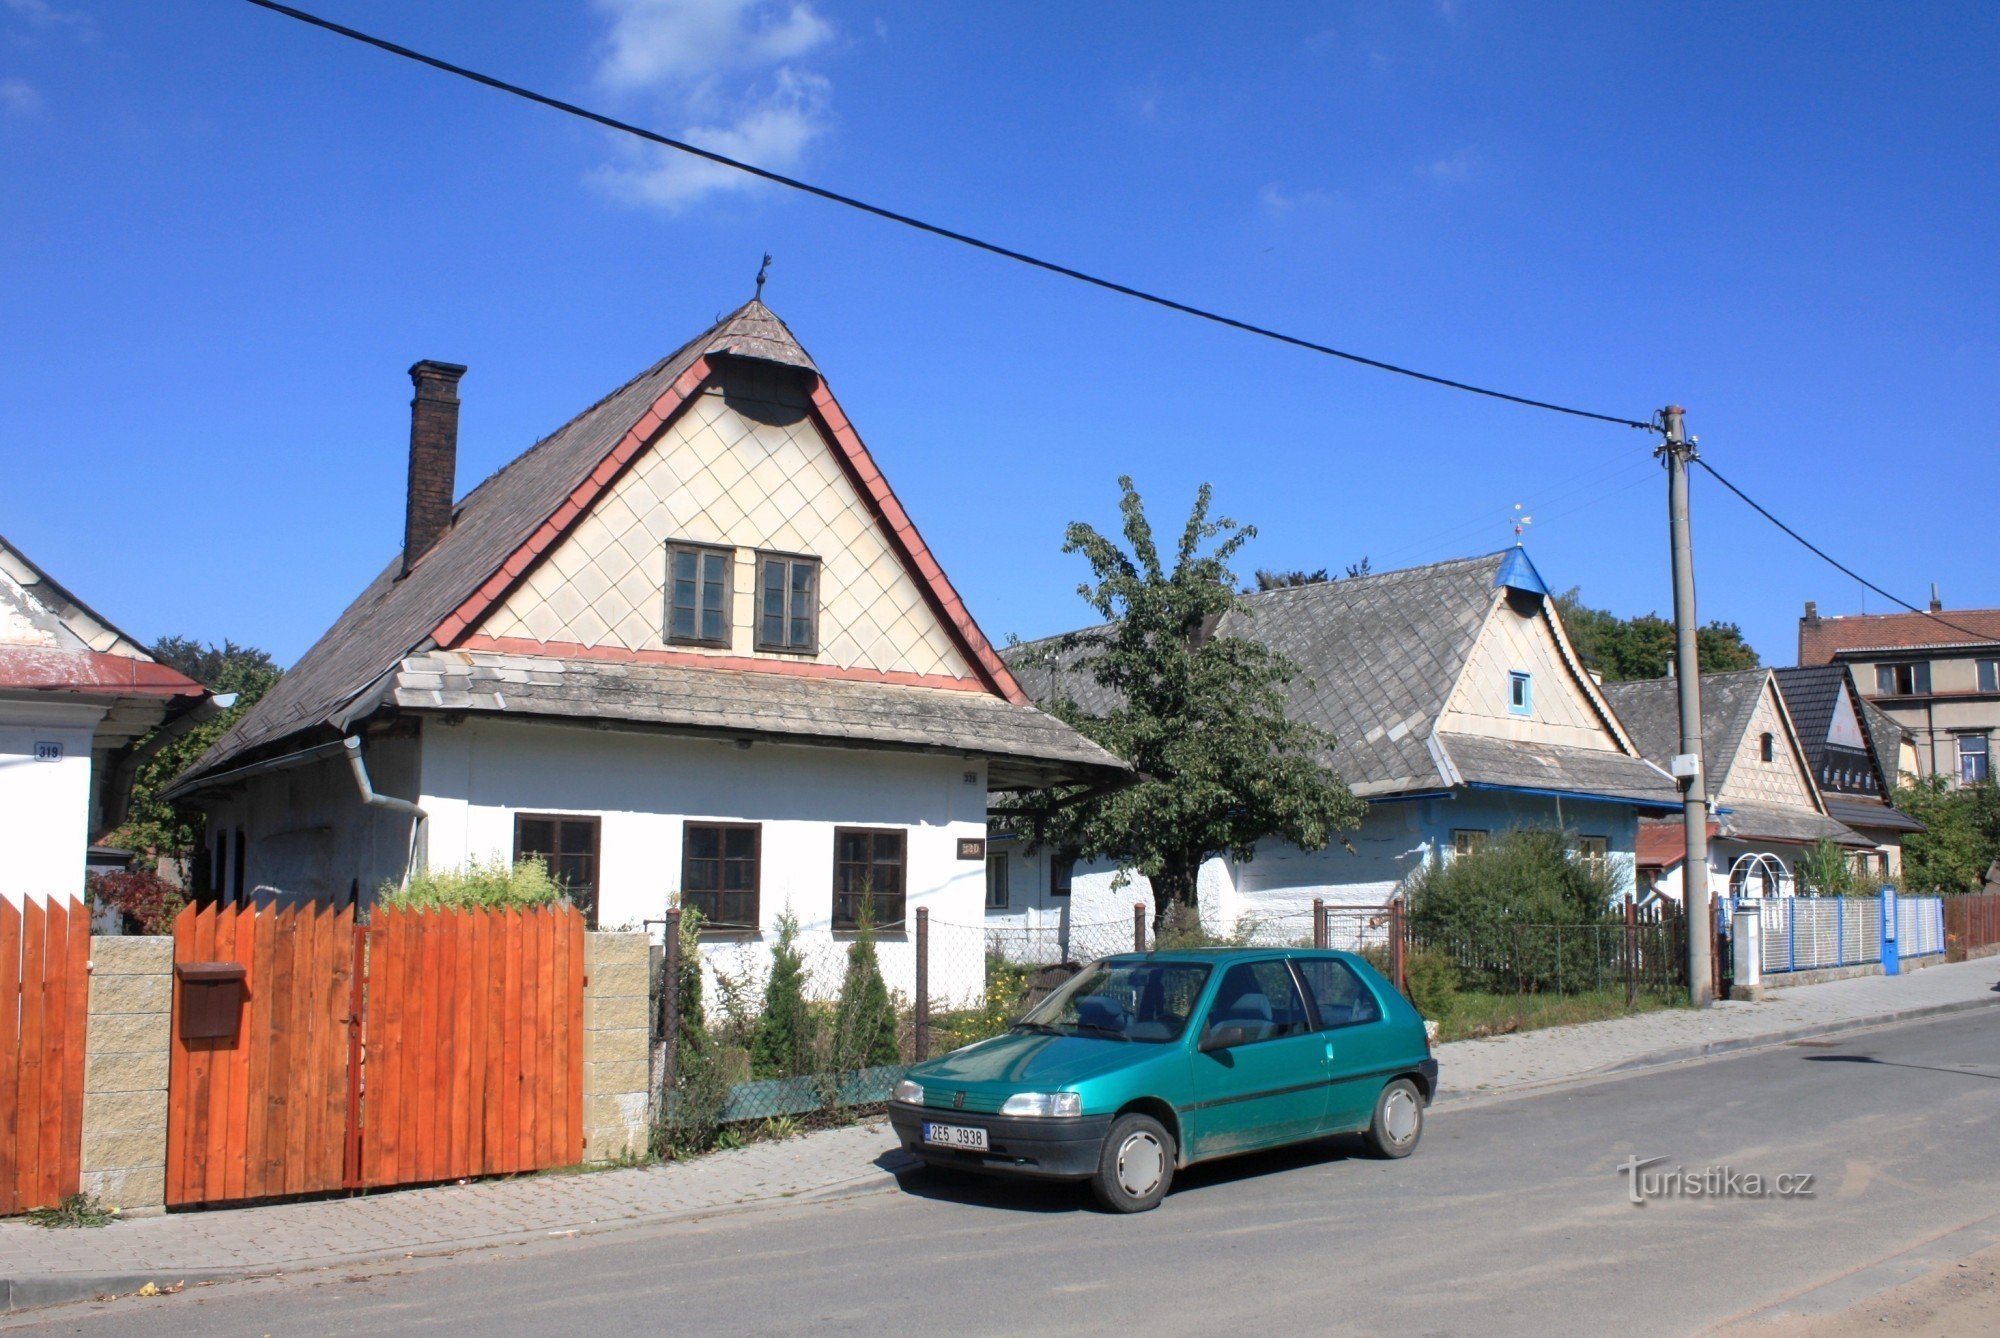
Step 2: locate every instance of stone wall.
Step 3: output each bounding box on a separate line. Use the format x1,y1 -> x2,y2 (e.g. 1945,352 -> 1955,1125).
80,936 -> 172,1212
582,931 -> 651,1163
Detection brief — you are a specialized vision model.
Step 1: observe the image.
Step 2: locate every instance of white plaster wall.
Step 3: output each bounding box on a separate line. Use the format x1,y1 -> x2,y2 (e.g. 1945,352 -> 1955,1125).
0,702 -> 100,903
418,717 -> 988,1006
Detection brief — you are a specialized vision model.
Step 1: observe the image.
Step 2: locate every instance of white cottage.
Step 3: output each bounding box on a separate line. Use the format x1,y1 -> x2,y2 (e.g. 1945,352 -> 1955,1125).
165,302 -> 1124,1000
995,550 -> 1683,938
1,535 -> 211,903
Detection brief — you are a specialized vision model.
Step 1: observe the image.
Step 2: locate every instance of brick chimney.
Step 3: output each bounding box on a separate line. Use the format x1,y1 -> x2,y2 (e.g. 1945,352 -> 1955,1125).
1929,583 -> 1943,613
402,360 -> 466,577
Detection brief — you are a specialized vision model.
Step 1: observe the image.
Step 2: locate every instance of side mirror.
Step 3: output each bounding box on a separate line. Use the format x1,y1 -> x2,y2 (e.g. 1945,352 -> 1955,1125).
1200,1022 -> 1255,1053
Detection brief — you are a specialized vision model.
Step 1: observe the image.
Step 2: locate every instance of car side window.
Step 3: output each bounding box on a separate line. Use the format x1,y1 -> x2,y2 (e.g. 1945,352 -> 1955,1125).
1295,959 -> 1383,1030
1204,960 -> 1312,1045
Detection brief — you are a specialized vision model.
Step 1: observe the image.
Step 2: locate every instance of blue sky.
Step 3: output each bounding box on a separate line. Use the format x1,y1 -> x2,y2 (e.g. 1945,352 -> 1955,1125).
4,1 -> 1995,672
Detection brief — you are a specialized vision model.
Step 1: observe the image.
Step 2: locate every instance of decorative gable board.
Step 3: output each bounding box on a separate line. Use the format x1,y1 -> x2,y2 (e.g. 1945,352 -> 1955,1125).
0,544 -> 145,658
1716,680 -> 1820,810
1437,594 -> 1624,752
472,377 -> 978,684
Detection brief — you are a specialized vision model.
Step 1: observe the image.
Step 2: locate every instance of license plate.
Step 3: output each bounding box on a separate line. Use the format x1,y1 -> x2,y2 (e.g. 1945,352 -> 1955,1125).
922,1122 -> 989,1151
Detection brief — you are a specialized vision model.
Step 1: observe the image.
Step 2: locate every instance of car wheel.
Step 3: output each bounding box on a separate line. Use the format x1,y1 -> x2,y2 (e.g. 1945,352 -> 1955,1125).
1361,1078 -> 1424,1159
1092,1113 -> 1175,1213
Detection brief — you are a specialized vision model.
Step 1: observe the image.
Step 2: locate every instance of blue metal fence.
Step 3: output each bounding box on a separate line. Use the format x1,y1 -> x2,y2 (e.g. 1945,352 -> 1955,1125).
1726,894 -> 1945,975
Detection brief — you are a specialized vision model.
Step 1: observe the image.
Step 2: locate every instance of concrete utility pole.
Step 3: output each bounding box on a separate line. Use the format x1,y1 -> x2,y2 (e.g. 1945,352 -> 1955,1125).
1659,406 -> 1714,1006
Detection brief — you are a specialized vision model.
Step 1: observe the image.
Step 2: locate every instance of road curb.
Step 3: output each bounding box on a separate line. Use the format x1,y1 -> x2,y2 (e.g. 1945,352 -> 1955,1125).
0,1158 -> 917,1315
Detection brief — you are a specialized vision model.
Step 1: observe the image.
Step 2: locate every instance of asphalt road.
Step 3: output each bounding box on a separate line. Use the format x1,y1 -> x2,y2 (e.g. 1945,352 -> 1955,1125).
14,1010 -> 2000,1337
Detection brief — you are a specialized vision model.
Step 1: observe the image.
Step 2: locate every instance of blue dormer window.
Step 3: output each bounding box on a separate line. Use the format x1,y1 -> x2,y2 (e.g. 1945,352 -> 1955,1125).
1508,671 -> 1532,716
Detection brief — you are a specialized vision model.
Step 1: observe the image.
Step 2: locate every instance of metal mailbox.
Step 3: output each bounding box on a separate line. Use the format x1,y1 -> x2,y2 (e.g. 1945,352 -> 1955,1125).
176,961 -> 247,1040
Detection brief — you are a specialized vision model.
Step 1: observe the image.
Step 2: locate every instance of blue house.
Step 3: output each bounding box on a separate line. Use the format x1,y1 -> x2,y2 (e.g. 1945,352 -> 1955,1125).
988,550 -> 1682,936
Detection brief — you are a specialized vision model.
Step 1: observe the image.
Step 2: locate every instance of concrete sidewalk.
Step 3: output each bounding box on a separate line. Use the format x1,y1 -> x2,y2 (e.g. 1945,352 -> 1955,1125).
3,956 -> 1996,1312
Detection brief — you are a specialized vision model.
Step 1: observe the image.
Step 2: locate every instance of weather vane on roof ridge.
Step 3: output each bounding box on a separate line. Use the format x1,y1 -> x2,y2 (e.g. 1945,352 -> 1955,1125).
1512,503 -> 1532,545
754,252 -> 772,301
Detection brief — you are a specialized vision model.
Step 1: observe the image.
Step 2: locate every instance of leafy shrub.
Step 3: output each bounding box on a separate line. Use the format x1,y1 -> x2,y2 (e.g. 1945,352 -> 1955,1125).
1360,944 -> 1458,1021
1153,902 -> 1260,950
378,855 -> 569,911
750,912 -> 815,1079
1406,828 -> 1622,993
1795,838 -> 1868,897
87,870 -> 185,935
651,1033 -> 730,1160
27,1192 -> 116,1229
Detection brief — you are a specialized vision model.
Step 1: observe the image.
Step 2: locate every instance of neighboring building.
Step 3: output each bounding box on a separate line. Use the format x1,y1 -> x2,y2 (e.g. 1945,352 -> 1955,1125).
1602,669 -> 1868,904
1,535 -> 210,904
994,549 -> 1682,933
163,301 -> 1124,1001
1798,598 -> 2000,788
1772,664 -> 1923,879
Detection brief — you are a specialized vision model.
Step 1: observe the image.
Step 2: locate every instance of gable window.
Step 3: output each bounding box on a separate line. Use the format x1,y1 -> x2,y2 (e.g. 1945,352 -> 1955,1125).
985,852 -> 1010,910
1050,855 -> 1075,898
1759,732 -> 1775,763
1574,835 -> 1609,875
1961,735 -> 1990,786
1508,671 -> 1532,716
1980,659 -> 1999,694
681,822 -> 760,929
834,828 -> 906,929
755,551 -> 819,654
1452,829 -> 1490,857
514,814 -> 601,928
1875,662 -> 1931,696
666,542 -> 733,648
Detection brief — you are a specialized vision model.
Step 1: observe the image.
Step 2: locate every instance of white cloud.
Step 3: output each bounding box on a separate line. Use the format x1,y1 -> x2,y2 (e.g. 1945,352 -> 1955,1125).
0,76 -> 41,115
4,0 -> 94,39
1418,150 -> 1476,184
1258,182 -> 1340,217
591,68 -> 829,210
588,0 -> 837,211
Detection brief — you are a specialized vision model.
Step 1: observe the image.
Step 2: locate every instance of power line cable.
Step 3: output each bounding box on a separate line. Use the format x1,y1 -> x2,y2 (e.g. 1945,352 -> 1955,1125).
1695,457 -> 1997,644
241,0 -> 1659,433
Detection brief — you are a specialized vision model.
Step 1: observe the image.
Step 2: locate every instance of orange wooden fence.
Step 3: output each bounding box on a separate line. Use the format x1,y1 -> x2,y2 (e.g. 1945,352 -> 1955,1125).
166,902 -> 584,1208
359,906 -> 583,1187
0,898 -> 89,1215
1946,893 -> 2000,961
167,902 -> 356,1208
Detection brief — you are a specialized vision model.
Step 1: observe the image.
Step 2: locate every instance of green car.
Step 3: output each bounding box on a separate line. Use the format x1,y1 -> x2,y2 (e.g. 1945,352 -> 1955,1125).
889,947 -> 1437,1212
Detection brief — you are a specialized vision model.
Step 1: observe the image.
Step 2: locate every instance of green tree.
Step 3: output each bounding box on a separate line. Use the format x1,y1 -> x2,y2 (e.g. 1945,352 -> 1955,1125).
1795,838 -> 1866,897
1405,828 -> 1623,994
1894,777 -> 2000,894
1249,557 -> 1370,592
1555,589 -> 1760,682
749,912 -> 815,1080
832,915 -> 899,1070
112,638 -> 283,862
1005,478 -> 1367,928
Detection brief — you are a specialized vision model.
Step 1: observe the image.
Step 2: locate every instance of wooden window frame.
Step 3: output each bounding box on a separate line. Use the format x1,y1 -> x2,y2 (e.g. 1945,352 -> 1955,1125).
513,813 -> 602,929
985,852 -> 1010,910
1574,834 -> 1609,875
1876,661 -> 1931,697
1760,732 -> 1775,763
754,549 -> 821,656
1451,829 -> 1490,857
1050,854 -> 1075,899
1508,671 -> 1532,716
1979,659 -> 1999,694
833,827 -> 907,930
665,541 -> 735,649
680,821 -> 762,930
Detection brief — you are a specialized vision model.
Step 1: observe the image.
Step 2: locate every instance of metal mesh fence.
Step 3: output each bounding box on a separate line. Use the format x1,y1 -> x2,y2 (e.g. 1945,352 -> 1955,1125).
1412,912 -> 1685,998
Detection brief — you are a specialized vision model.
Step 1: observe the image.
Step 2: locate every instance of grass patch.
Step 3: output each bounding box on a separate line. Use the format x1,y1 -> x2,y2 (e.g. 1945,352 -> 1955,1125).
27,1193 -> 117,1228
1433,987 -> 1684,1044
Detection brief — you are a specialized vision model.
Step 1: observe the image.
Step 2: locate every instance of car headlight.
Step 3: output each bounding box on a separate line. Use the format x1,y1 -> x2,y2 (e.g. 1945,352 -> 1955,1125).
893,1078 -> 924,1105
998,1091 -> 1082,1118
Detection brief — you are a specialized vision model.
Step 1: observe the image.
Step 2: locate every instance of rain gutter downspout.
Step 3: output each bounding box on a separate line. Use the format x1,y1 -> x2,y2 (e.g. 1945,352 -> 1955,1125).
344,736 -> 428,888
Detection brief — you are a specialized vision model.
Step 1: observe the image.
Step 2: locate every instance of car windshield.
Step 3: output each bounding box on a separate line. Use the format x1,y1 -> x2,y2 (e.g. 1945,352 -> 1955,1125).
1016,960 -> 1212,1043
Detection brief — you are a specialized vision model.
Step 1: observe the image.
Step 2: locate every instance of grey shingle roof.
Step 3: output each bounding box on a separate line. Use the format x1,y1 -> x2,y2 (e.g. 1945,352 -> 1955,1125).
1009,551 -> 1675,804
172,301 -> 1116,792
374,651 -> 1126,791
1772,664 -> 1917,817
1721,801 -> 1871,847
1599,669 -> 1770,803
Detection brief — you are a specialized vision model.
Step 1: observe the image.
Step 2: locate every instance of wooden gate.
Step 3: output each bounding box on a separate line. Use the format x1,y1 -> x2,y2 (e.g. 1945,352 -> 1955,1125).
0,898 -> 89,1215
167,902 -> 584,1209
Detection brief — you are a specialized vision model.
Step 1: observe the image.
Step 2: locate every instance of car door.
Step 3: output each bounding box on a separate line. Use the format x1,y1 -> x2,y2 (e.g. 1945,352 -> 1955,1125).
1185,959 -> 1328,1160
1293,956 -> 1396,1133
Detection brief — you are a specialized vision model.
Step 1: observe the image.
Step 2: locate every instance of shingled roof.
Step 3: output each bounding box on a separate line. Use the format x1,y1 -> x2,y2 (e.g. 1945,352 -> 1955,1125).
1009,551 -> 1678,805
1798,606 -> 2000,663
1772,665 -> 1924,835
170,301 -> 1124,794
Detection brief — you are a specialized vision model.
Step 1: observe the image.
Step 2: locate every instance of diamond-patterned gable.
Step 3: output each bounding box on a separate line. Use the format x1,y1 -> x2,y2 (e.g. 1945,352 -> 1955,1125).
474,378 -> 978,682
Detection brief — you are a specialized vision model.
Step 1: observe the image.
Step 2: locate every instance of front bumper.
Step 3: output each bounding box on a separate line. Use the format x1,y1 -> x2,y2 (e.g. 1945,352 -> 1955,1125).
887,1103 -> 1113,1181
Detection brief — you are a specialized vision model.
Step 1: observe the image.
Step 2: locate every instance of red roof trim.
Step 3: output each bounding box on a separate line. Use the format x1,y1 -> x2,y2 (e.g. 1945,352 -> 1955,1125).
430,353 -> 1029,706
0,646 -> 206,698
457,635 -> 991,693
805,380 -> 1027,705
431,357 -> 715,648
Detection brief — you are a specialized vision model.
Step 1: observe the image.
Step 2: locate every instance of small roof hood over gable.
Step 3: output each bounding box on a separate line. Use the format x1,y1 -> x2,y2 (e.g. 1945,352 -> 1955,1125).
1009,549 -> 1677,807
172,301 -> 1123,795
